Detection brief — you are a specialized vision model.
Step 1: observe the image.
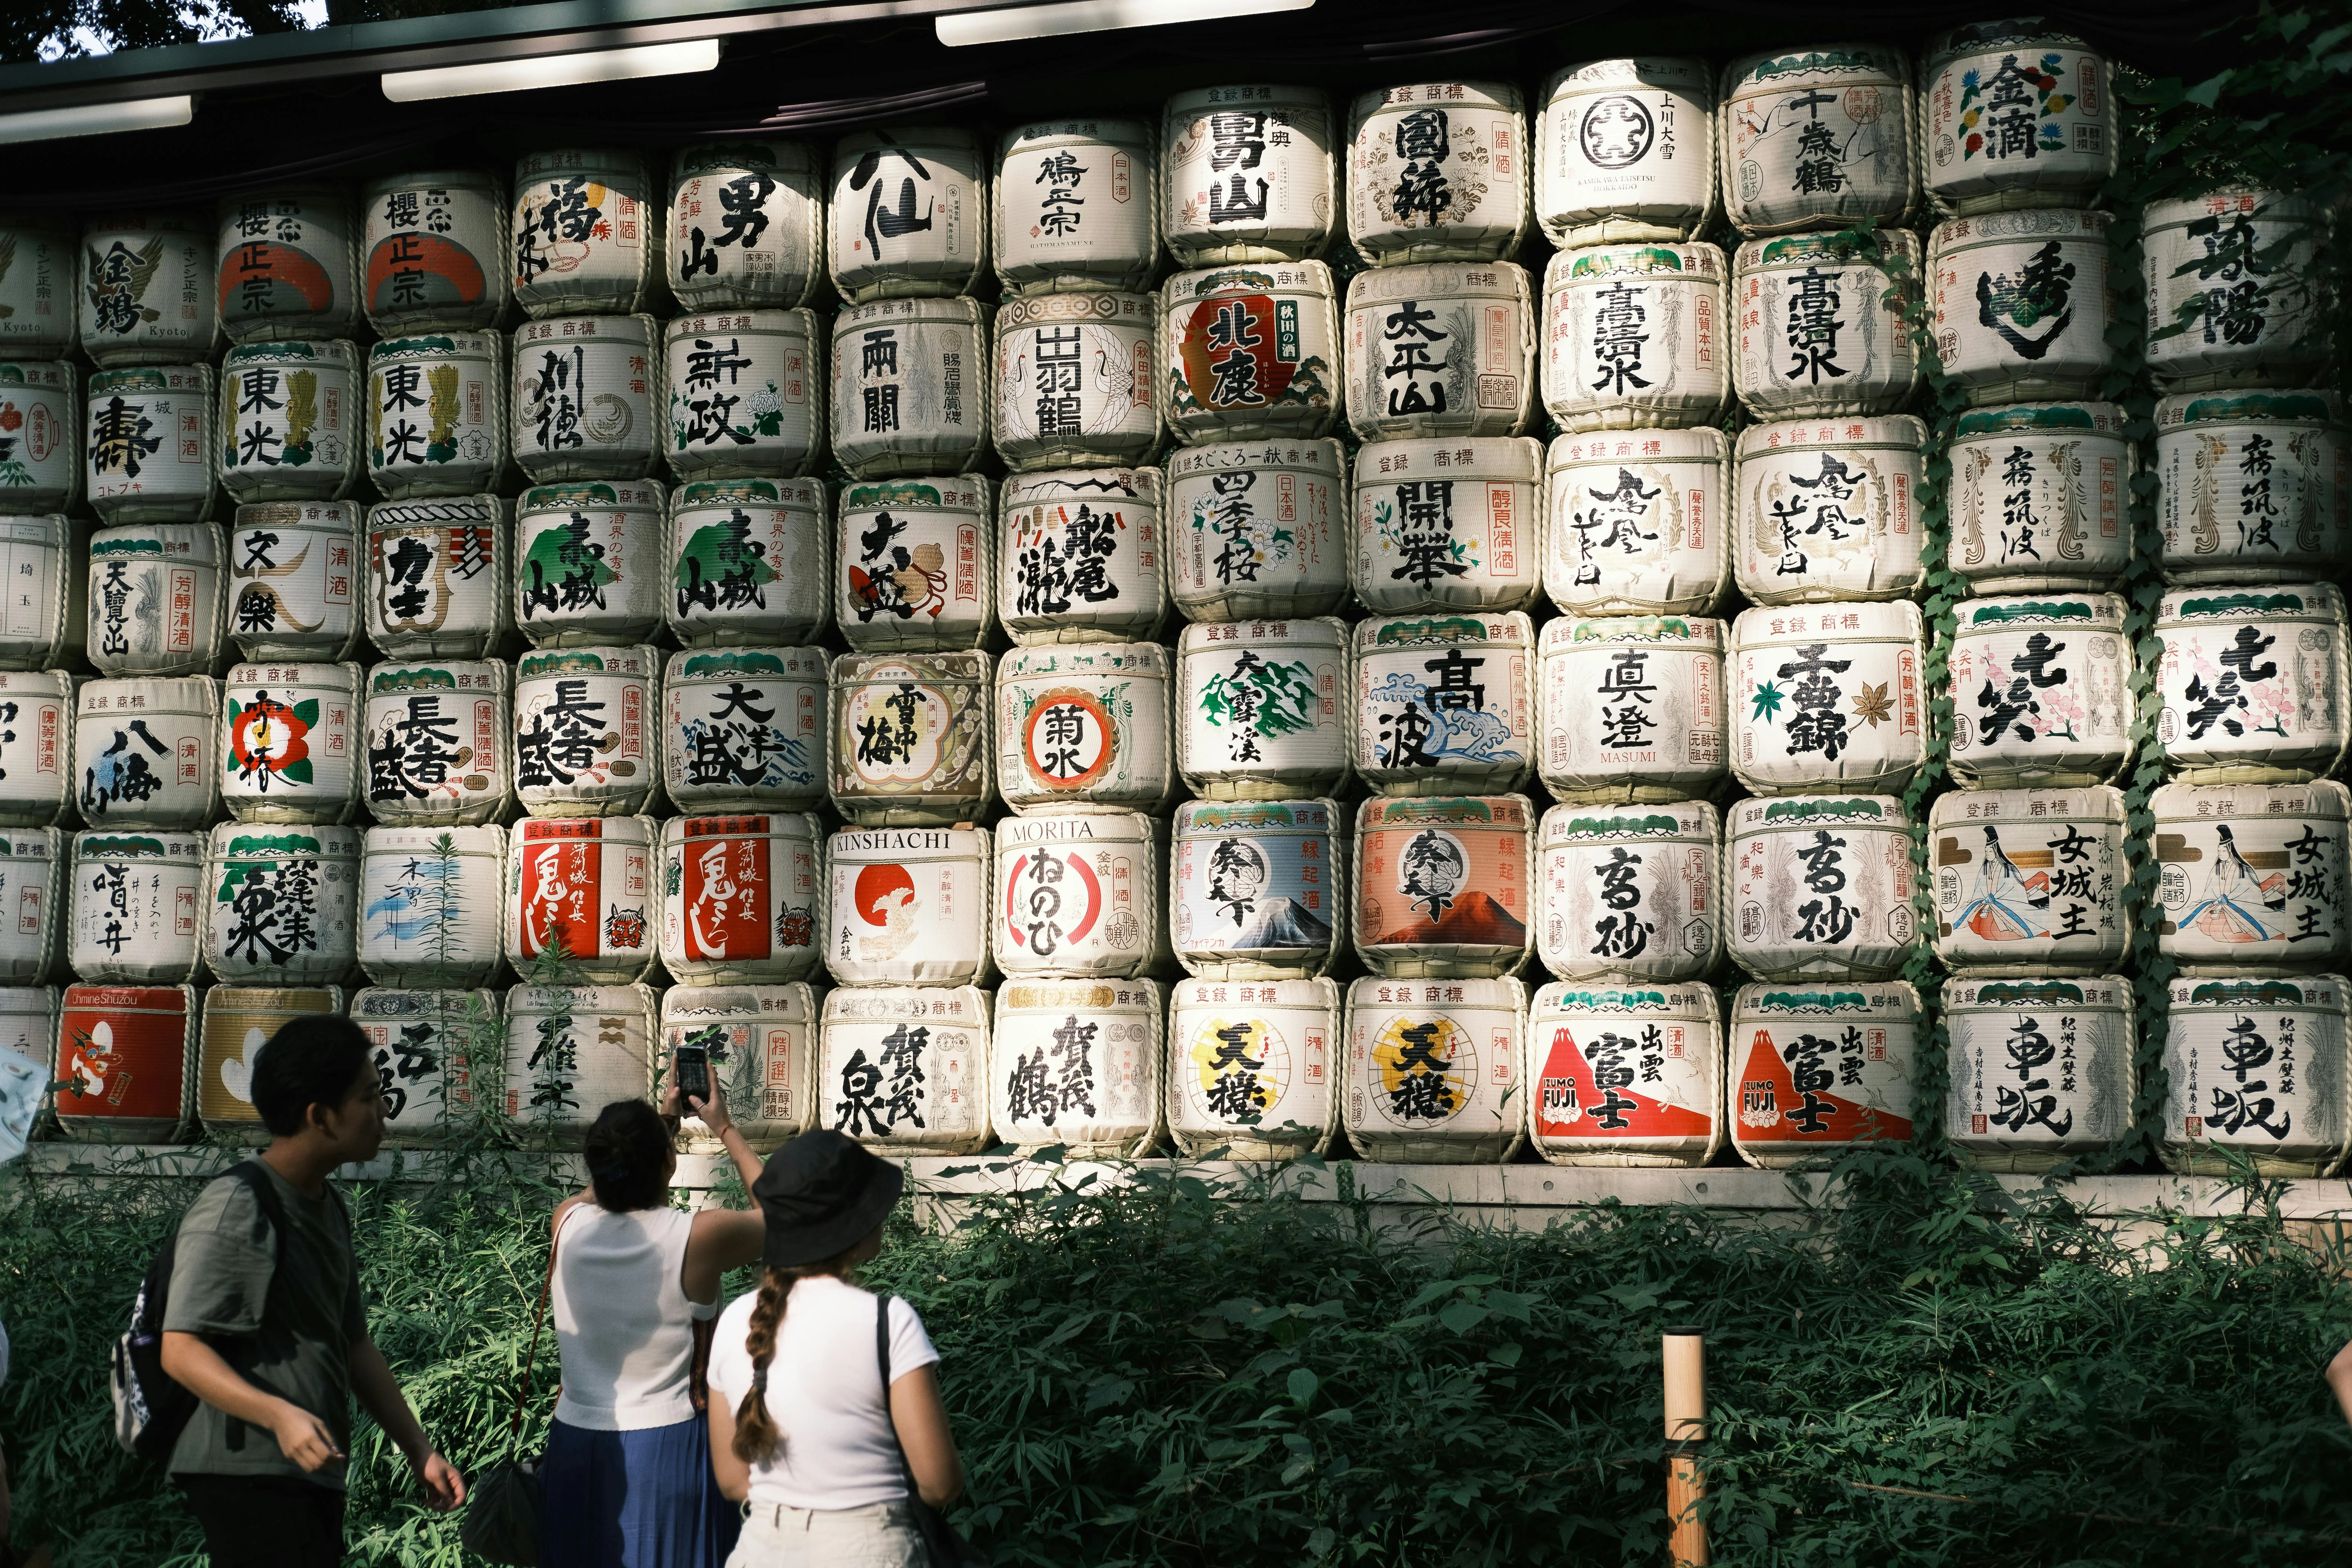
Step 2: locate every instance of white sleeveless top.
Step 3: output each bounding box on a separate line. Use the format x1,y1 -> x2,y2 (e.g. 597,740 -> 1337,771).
551,1204 -> 717,1432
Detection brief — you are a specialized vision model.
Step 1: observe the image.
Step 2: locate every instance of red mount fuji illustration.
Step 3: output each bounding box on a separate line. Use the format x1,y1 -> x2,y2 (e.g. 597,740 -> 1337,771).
1734,1029 -> 1911,1143
1379,891 -> 1527,948
1532,1026 -> 1710,1140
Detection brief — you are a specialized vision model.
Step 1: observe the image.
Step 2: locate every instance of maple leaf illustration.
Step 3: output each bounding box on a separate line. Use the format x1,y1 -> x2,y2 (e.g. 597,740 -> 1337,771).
1750,680 -> 1785,723
1851,681 -> 1894,727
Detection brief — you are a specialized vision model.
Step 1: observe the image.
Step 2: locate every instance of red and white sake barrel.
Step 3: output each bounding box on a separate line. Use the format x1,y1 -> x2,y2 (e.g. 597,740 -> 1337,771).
1161,86 -> 1335,267
1537,799 -> 1720,983
512,644 -> 660,818
88,522 -> 226,675
663,310 -> 823,481
1729,980 -> 1920,1167
2160,973 -> 2350,1177
2151,779 -> 2351,974
364,495 -> 510,657
74,677 -> 221,831
1535,58 -> 1715,246
1719,44 -> 1919,236
825,823 -> 991,987
993,808 -> 1162,980
1353,612 -> 1534,797
201,823 -> 359,985
214,187 -> 358,345
1929,785 -> 2131,975
0,672 -> 74,825
364,334 -> 506,500
228,502 -> 362,662
1928,211 -> 2114,405
835,474 -> 996,651
502,983 -> 661,1142
658,813 -> 824,986
1343,262 -> 1536,443
1171,797 -> 1341,979
1541,426 -> 1729,616
513,479 -> 666,649
0,218 -> 78,359
1525,980 -> 1722,1167
997,641 -> 1173,814
361,169 -> 509,335
0,828 -> 61,980
87,367 -> 216,525
1351,436 -> 1542,614
1537,614 -> 1726,803
999,467 -> 1167,644
2143,190 -> 2324,392
1734,416 -> 1926,604
1539,242 -> 1729,432
511,150 -> 653,318
1343,974 -> 1527,1162
358,824 -> 506,988
993,292 -> 1158,473
659,982 -> 821,1147
503,816 -> 659,984
1922,21 -> 2116,216
364,660 -> 511,826
991,977 -> 1163,1156
662,646 -> 826,814
354,986 -> 495,1145
667,479 -> 831,647
1948,401 -> 2132,593
1176,617 -> 1349,801
827,128 -> 988,304
220,659 -> 363,824
1346,82 -> 1528,265
994,119 -> 1158,296
1726,793 -> 1917,982
511,315 -> 658,484
1946,974 -> 2135,1172
818,984 -> 992,1153
1164,440 -> 1347,622
80,213 -> 213,368
2154,584 -> 2352,783
0,363 -> 81,512
831,297 -> 992,482
1162,262 -> 1343,444
1731,231 -> 1921,419
2155,392 -> 2350,585
52,982 -> 195,1143
828,651 -> 996,827
1352,793 -> 1535,978
1730,600 -> 1925,796
1166,974 -> 1340,1159
666,141 -> 825,312
1947,594 -> 2132,788
198,985 -> 347,1142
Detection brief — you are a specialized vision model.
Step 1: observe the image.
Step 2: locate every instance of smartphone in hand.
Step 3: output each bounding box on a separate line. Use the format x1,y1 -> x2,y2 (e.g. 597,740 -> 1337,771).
674,1044 -> 712,1107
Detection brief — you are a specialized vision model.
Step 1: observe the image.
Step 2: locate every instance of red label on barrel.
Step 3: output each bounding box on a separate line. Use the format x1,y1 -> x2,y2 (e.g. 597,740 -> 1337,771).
55,986 -> 186,1122
680,824 -> 771,962
518,821 -> 602,960
1531,1021 -> 1709,1139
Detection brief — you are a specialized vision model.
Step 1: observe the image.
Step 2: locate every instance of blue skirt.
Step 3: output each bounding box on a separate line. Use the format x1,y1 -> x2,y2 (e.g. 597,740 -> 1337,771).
542,1412 -> 744,1568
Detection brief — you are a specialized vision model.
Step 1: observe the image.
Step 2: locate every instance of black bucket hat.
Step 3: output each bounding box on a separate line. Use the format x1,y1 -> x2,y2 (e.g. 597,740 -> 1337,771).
752,1130 -> 904,1268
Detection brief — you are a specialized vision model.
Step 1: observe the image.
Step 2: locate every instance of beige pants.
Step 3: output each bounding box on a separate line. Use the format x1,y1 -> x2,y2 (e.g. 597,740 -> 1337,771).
726,1499 -> 926,1568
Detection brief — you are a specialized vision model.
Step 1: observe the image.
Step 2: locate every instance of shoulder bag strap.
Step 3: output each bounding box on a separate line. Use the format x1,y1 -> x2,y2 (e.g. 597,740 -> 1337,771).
877,1293 -> 922,1494
509,1208 -> 564,1442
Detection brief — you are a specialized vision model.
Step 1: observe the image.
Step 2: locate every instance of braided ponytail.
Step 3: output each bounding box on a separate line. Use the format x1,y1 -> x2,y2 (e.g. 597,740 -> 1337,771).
730,1239 -> 871,1465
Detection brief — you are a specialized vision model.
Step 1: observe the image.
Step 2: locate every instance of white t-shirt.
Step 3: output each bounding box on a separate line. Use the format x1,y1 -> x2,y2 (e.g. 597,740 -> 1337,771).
705,1274 -> 940,1510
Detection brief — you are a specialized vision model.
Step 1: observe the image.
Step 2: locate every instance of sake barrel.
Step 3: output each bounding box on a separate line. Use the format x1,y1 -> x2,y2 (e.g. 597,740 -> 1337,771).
364,660 -> 511,826
80,213 -> 213,367
1922,21 -> 2116,214
992,977 -> 1163,1156
1347,82 -> 1529,265
513,645 -> 660,818
1949,401 -> 2132,592
825,824 -> 991,988
836,475 -> 995,651
504,816 -> 658,984
0,987 -> 50,1136
364,333 -> 506,499
0,363 -> 81,512
221,659 -> 364,824
2161,974 -> 2350,1176
668,479 -> 831,646
663,647 -> 826,813
817,984 -> 992,1154
0,828 -> 63,979
1734,417 -> 1927,605
1537,800 -> 1721,983
1526,980 -> 1723,1167
1534,58 -> 1716,246
88,522 -> 225,675
828,651 -> 995,827
366,495 -> 509,658
2154,585 -> 2350,783
75,677 -> 219,830
1352,794 -> 1535,978
0,672 -> 72,827
1166,974 -> 1340,1158
1729,600 -> 1926,796
831,297 -> 992,481
1929,785 -> 2131,974
1729,980 -> 1920,1166
87,366 -> 216,524
1726,794 -> 1917,982
1540,242 -> 1729,432
1000,467 -> 1167,644
202,823 -> 359,985
1165,440 -> 1347,621
1946,974 -> 2135,1171
1176,617 -> 1350,801
511,150 -> 653,318
997,642 -> 1173,814
667,141 -> 825,312
358,824 -> 505,986
354,987 -> 494,1144
1162,86 -> 1336,266
1162,262 -> 1343,444
828,128 -> 988,303
1354,612 -> 1536,796
1343,262 -> 1536,443
68,828 -> 204,983
362,169 -> 509,333
2144,191 -> 2325,392
52,983 -> 194,1142
2154,392 -> 2350,584
1948,594 -> 2132,787
993,808 -> 1161,980
1171,798 -> 1341,979
1343,975 -> 1527,1162
512,315 -> 658,484
1537,614 -> 1727,803
659,982 -> 821,1145
514,479 -> 666,648
1928,211 -> 2113,404
2152,780 -> 2352,973
995,119 -> 1158,295
994,292 -> 1159,473
502,983 -> 661,1140
1731,231 -> 1922,418
1541,426 -> 1729,616
1352,436 -> 1542,614
214,188 -> 358,345
663,310 -> 823,481
0,220 -> 78,358
658,813 -> 823,986
229,502 -> 361,661
1719,44 -> 1919,236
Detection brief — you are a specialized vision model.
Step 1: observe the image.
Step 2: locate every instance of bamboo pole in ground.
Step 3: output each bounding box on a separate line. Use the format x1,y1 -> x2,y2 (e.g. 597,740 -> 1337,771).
1664,1325 -> 1707,1567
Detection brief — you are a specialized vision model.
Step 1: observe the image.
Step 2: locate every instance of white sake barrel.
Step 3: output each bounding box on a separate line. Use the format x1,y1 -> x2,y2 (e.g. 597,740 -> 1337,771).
1353,793 -> 1535,978
993,808 -> 1160,980
365,495 -> 510,658
1000,467 -> 1167,644
1171,798 -> 1341,979
1719,44 -> 1919,236
668,479 -> 830,646
354,987 -> 494,1144
511,150 -> 653,318
0,671 -> 72,826
817,984 -> 992,1154
1352,436 -> 1542,614
1347,82 -> 1528,265
513,645 -> 660,817
836,475 -> 995,651
2144,190 -> 2324,392
1343,974 -> 1527,1162
2152,779 -> 2350,973
830,297 -> 992,481
361,169 -> 509,334
2155,392 -> 2349,585
658,813 -> 824,986
997,642 -> 1173,814
501,984 -> 660,1140
1540,243 -> 1729,432
663,310 -> 823,481
512,315 -> 658,484
2154,584 -> 2351,782
1537,614 -> 1727,803
80,213 -> 213,367
1929,785 -> 2130,974
663,646 -> 825,813
1176,617 -> 1349,801
1343,262 -> 1536,443
88,522 -> 225,675
513,479 -> 666,648
358,824 -> 505,986
2164,974 -> 2352,1176
364,333 -> 505,500
229,502 -> 361,661
0,514 -> 77,672
0,363 -> 80,512
1946,974 -> 2134,1171
1163,262 -> 1342,444
213,188 -> 358,344
69,828 -> 204,983
0,828 -> 62,980
1726,794 -> 1917,982
504,816 -> 658,983
1731,231 -> 1922,418
1542,426 -> 1729,615
667,141 -> 824,312
52,982 -> 194,1143
1537,800 -> 1720,983
1730,980 -> 1920,1165
1948,594 -> 2132,787
1730,600 -> 1925,795
87,366 -> 216,524
1928,211 -> 2113,404
363,660 -> 510,826
1166,974 -> 1340,1159
994,292 -> 1158,472
1735,417 -> 1926,604
199,986 -> 347,1142
1165,440 -> 1347,621
1354,612 -> 1535,795
995,119 -> 1158,295
1535,58 -> 1715,246
201,822 -> 358,984
1949,401 -> 2132,592
825,824 -> 991,988
221,660 -> 363,824
1163,86 -> 1335,266
828,128 -> 988,303
659,982 -> 821,1146
1527,980 -> 1722,1166
992,977 -> 1163,1156
1922,22 -> 2116,215
0,220 -> 77,359
75,677 -> 219,830
828,651 -> 995,827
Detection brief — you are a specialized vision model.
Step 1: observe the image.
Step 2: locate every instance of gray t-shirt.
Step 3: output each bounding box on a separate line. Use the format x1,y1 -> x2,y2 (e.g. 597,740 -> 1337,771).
162,1158 -> 366,1489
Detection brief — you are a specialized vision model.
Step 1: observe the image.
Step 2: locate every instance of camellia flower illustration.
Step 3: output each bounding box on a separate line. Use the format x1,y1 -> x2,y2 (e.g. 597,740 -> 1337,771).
228,691 -> 317,790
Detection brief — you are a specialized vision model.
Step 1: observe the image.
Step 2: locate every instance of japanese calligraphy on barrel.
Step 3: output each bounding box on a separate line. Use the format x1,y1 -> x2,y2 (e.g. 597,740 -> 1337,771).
1162,86 -> 1335,267
824,823 -> 991,988
365,334 -> 506,500
667,141 -> 825,312
668,479 -> 830,646
1542,426 -> 1728,616
358,824 -> 505,987
69,829 -> 204,983
992,808 -> 1161,980
362,170 -> 509,334
1922,22 -> 2115,215
1343,975 -> 1527,1163
0,363 -> 81,512
2154,392 -> 2349,585
994,292 -> 1158,472
992,978 -> 1163,1156
1945,974 -> 2134,1171
512,644 -> 660,817
1928,210 -> 2113,405
663,646 -> 825,813
997,641 -> 1173,814
1166,974 -> 1340,1159
1538,614 -> 1726,803
660,982 -> 820,1146
76,677 -> 219,830
1948,595 -> 2131,788
828,128 -> 988,304
365,660 -> 510,826
831,296 -> 991,481
221,660 -> 364,824
818,984 -> 992,1153
514,479 -> 666,648
663,310 -> 822,481
1727,794 -> 1916,982
1537,801 -> 1720,983
1535,58 -> 1716,247
0,675 -> 70,822
202,824 -> 358,985
0,830 -> 61,978
2151,780 -> 2351,974
1929,785 -> 2130,974
512,314 -> 658,484
1351,436 -> 1542,614
1344,262 -> 1535,442
1729,980 -> 1919,1167
52,983 -> 193,1143
2159,974 -> 2349,1177
828,650 -> 994,827
1171,798 -> 1341,979
88,521 -> 225,674
87,366 -> 216,525
2154,584 -> 2350,783
1162,262 -> 1341,444
1347,82 -> 1527,266
658,813 -> 823,986
1164,440 -> 1346,622
1730,600 -> 1925,795
1731,231 -> 1921,418
80,213 -> 213,368
1176,617 -> 1349,801
2143,190 -> 2324,392
229,502 -> 362,662
0,524 -> 79,674
1719,44 -> 1918,236
355,987 -> 494,1145
214,188 -> 359,346
836,475 -> 994,652
502,983 -> 661,1140
1540,242 -> 1728,432
995,119 -> 1158,295
0,219 -> 78,358
1734,417 -> 1926,604
503,816 -> 659,984
1526,980 -> 1722,1167
1352,793 -> 1534,978
511,150 -> 653,318
1948,401 -> 2131,593
199,987 -> 346,1142
999,467 -> 1166,644
1353,612 -> 1535,796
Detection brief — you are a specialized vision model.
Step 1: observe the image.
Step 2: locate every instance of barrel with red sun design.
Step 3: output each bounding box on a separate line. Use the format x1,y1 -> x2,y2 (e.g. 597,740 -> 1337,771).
825,824 -> 990,986
1525,980 -> 1721,1166
214,187 -> 358,345
1729,980 -> 1919,1167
